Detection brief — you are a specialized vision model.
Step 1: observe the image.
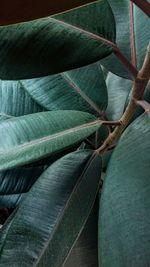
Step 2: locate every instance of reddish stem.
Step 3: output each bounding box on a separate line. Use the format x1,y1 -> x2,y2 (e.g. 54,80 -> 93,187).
130,1 -> 137,67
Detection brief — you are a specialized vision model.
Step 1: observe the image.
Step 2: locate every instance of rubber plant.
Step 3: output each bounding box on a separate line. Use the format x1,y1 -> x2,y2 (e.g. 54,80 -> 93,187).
0,0 -> 150,266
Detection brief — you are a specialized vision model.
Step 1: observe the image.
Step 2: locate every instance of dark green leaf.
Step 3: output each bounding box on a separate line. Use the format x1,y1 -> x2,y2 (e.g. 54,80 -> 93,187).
0,149 -> 102,267
0,166 -> 44,208
0,167 -> 44,195
0,194 -> 25,209
0,110 -> 102,171
64,200 -> 99,267
22,63 -> 107,116
0,0 -> 115,79
101,0 -> 150,79
99,113 -> 150,267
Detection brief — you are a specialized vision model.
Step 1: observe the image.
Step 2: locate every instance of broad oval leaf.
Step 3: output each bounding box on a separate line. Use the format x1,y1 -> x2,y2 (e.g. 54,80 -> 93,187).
21,63 -> 107,116
99,113 -> 150,266
101,0 -> 150,79
0,149 -> 102,267
0,80 -> 44,117
0,110 -> 102,171
0,0 -> 115,79
0,0 -> 96,25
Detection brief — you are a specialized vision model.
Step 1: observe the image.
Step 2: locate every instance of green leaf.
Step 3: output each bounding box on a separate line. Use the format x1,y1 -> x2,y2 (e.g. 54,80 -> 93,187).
101,0 -> 150,79
99,113 -> 150,267
0,149 -> 102,267
64,200 -> 99,267
106,72 -> 132,120
0,166 -> 44,208
0,80 -> 44,117
0,194 -> 25,209
22,63 -> 107,116
0,110 -> 102,171
0,0 -> 115,80
0,0 -> 97,25
0,167 -> 44,196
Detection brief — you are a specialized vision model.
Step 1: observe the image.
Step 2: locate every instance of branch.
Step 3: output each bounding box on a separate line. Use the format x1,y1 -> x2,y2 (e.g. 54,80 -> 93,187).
97,41 -> 150,154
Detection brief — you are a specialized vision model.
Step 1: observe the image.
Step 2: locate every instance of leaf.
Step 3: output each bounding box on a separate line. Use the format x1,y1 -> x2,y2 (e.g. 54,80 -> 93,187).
0,0 -> 97,25
99,113 -> 150,266
0,194 -> 25,209
101,0 -> 150,79
0,149 -> 102,267
0,110 -> 102,171
0,0 -> 115,80
0,166 -> 44,208
0,80 -> 44,117
106,72 -> 132,120
64,200 -> 99,267
0,167 -> 44,195
22,63 -> 107,117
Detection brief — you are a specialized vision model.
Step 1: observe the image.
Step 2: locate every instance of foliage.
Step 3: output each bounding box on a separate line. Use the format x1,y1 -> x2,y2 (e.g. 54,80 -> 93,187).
0,0 -> 150,266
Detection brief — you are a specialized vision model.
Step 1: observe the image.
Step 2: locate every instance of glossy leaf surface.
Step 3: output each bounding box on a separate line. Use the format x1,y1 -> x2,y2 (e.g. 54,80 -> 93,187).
0,111 -> 102,171
106,72 -> 131,120
0,167 -> 44,195
64,200 -> 99,267
101,0 -> 150,79
0,150 -> 102,267
22,63 -> 107,116
0,166 -> 44,208
0,80 -> 43,117
99,113 -> 150,266
0,0 -> 115,80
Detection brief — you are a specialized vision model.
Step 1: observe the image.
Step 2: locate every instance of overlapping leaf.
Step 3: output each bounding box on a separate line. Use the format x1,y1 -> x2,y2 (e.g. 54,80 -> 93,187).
0,149 -> 102,267
0,80 -> 43,117
0,166 -> 44,209
22,63 -> 107,116
64,200 -> 99,267
0,0 -> 115,80
0,110 -> 102,171
101,0 -> 150,79
99,112 -> 150,266
106,72 -> 132,120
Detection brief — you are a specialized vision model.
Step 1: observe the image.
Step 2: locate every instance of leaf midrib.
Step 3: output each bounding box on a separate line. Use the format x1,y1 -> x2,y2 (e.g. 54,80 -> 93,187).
61,73 -> 103,116
35,152 -> 99,267
0,119 -> 101,153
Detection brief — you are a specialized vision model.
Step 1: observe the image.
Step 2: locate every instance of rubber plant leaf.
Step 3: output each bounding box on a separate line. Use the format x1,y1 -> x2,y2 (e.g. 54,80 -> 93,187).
101,0 -> 150,79
21,63 -> 107,117
0,110 -> 103,171
99,112 -> 150,266
0,149 -> 102,267
0,0 -> 115,79
0,80 -> 44,117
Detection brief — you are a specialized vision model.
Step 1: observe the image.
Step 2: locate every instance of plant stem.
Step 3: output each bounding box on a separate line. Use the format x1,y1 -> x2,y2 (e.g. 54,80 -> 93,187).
97,42 -> 150,154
